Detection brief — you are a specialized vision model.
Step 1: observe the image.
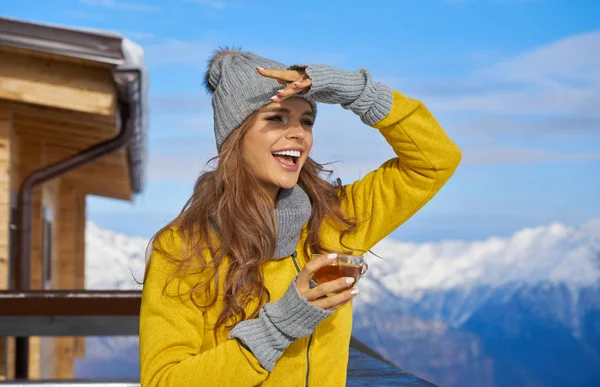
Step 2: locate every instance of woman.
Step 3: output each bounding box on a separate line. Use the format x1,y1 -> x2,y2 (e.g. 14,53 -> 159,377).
139,49 -> 461,386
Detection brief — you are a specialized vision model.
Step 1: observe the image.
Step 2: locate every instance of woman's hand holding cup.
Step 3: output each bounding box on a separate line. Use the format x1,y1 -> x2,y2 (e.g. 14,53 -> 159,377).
295,253 -> 359,311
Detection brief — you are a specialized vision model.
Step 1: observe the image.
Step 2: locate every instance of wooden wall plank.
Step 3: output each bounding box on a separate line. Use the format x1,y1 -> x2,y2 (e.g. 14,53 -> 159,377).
0,105 -> 11,290
0,51 -> 117,116
10,103 -> 115,130
15,114 -> 116,136
15,125 -> 113,149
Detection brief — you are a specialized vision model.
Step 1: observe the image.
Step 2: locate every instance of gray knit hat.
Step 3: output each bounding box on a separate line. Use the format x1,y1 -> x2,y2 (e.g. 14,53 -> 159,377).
203,48 -> 316,152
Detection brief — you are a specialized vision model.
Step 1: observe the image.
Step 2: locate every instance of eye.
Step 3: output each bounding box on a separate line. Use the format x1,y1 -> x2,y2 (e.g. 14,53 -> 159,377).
266,115 -> 285,122
302,119 -> 314,127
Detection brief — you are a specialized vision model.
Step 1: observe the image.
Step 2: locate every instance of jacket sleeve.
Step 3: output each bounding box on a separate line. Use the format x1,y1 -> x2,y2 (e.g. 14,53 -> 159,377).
139,230 -> 269,387
325,90 -> 462,252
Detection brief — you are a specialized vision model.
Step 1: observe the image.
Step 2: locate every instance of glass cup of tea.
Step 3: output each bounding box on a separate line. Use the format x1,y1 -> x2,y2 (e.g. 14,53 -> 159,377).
311,253 -> 368,293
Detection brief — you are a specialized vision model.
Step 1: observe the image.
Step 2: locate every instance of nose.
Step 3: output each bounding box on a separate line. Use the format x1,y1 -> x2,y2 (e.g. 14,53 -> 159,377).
285,121 -> 308,140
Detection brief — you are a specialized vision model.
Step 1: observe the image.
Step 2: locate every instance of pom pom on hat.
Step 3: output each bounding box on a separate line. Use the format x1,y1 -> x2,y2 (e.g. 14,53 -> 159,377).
203,46 -> 241,94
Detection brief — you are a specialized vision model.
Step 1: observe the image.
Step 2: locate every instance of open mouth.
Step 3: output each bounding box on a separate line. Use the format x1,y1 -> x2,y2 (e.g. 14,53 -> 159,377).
272,150 -> 301,166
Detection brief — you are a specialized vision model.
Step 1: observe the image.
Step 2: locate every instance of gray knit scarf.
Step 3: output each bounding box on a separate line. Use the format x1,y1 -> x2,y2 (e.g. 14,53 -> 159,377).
209,185 -> 311,259
273,185 -> 312,258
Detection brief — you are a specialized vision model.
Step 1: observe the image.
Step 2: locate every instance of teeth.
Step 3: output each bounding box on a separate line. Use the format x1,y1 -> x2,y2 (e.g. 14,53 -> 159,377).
273,150 -> 301,158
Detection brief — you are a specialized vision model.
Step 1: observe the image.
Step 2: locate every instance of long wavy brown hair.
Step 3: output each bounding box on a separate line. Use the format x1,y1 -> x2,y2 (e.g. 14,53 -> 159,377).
145,110 -> 361,333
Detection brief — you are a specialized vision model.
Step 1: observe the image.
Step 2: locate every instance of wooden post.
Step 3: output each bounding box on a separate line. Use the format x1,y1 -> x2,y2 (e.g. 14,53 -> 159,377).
73,191 -> 86,359
0,103 -> 13,380
52,179 -> 77,378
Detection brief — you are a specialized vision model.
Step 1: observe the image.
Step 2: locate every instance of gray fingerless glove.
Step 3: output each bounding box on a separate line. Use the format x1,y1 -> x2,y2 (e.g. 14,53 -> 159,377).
289,64 -> 393,126
228,275 -> 332,371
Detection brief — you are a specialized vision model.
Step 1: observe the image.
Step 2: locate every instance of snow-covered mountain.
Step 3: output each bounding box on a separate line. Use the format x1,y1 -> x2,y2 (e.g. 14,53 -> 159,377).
365,220 -> 600,293
76,219 -> 600,387
84,222 -> 147,290
353,219 -> 600,387
354,219 -> 600,325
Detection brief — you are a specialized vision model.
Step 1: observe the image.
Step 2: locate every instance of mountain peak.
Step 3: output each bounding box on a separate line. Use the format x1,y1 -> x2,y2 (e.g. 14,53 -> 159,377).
364,218 -> 600,297
84,218 -> 600,293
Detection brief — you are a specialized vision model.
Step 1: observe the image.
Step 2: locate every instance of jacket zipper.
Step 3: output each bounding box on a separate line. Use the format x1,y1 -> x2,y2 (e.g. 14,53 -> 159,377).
305,335 -> 313,387
291,251 -> 312,387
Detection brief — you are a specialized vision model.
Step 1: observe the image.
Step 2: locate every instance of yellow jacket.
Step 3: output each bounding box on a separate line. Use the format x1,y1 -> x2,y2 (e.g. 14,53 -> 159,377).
139,90 -> 462,386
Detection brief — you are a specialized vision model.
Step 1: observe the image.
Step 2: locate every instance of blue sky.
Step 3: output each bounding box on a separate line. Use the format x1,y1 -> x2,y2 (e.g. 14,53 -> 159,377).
4,0 -> 600,242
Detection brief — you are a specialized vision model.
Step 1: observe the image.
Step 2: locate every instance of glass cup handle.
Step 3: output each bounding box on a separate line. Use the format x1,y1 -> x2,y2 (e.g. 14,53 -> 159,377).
361,261 -> 369,276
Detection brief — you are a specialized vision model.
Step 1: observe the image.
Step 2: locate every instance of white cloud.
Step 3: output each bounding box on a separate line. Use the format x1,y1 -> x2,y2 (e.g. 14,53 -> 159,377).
462,148 -> 600,165
485,31 -> 600,86
425,31 -> 600,117
79,0 -> 160,12
447,115 -> 599,134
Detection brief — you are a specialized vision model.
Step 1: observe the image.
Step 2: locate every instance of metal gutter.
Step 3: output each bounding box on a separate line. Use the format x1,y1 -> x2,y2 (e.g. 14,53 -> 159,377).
0,16 -> 123,65
12,69 -> 142,380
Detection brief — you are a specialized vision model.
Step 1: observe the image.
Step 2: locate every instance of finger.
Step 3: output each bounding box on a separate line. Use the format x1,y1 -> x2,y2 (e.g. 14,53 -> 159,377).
271,86 -> 299,102
304,276 -> 355,302
312,288 -> 359,311
256,67 -> 301,82
296,253 -> 337,291
292,78 -> 312,89
271,76 -> 311,102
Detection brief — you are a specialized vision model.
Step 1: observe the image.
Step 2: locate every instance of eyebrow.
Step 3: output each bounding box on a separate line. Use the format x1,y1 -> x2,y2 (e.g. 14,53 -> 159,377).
263,107 -> 315,118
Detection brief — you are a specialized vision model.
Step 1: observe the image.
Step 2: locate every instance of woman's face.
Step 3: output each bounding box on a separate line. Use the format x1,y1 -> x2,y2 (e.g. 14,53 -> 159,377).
242,97 -> 315,198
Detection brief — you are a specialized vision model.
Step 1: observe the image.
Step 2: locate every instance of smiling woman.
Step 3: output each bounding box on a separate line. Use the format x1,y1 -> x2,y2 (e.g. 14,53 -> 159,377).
242,100 -> 316,199
139,48 -> 462,387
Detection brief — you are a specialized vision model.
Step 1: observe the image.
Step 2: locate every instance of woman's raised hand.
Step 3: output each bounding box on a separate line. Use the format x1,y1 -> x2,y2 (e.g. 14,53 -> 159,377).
294,253 -> 359,311
256,67 -> 312,103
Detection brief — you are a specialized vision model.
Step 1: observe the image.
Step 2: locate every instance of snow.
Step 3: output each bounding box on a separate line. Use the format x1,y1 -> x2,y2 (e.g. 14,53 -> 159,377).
365,218 -> 600,298
84,222 -> 147,290
84,218 -> 600,297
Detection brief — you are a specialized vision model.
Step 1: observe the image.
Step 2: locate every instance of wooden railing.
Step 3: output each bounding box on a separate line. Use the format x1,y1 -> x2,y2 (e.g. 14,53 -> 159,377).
0,291 -> 437,386
0,291 -> 139,336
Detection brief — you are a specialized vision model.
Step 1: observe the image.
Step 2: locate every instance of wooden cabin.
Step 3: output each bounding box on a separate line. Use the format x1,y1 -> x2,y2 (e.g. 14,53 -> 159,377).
0,17 -> 148,380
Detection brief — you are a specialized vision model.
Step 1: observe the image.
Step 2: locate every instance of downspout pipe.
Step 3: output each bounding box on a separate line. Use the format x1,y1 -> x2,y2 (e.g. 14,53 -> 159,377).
12,69 -> 141,380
